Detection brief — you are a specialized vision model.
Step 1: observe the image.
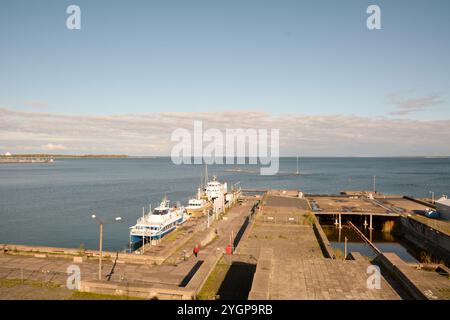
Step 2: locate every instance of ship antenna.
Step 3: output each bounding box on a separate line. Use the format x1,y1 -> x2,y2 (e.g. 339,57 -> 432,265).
204,163 -> 208,187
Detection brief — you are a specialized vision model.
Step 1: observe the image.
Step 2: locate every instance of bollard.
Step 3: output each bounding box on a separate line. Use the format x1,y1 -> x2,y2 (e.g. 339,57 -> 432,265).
344,237 -> 348,260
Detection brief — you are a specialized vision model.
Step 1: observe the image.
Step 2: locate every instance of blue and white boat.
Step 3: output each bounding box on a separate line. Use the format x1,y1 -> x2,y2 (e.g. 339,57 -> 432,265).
424,208 -> 440,219
129,197 -> 189,244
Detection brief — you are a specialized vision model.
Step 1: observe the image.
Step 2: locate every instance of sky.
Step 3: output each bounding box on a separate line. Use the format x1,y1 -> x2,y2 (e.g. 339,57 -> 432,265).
1,0 -> 449,156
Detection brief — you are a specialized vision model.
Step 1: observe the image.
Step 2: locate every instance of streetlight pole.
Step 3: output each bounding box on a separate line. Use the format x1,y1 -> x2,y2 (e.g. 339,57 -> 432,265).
142,207 -> 145,254
429,191 -> 435,204
91,214 -> 122,281
98,222 -> 103,280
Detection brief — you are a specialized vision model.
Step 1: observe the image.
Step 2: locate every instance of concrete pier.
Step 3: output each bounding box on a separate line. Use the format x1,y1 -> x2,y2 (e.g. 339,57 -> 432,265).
0,198 -> 257,300
239,191 -> 401,300
0,190 -> 449,300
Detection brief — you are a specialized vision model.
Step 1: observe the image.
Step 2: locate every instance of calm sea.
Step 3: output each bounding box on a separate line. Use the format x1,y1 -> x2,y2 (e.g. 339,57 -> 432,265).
0,157 -> 449,251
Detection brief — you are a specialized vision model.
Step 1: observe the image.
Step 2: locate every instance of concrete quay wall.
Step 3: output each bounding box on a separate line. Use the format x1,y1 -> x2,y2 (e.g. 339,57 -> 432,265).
311,215 -> 335,259
79,280 -> 194,300
0,244 -> 164,265
398,217 -> 450,266
248,248 -> 273,300
374,253 -> 427,300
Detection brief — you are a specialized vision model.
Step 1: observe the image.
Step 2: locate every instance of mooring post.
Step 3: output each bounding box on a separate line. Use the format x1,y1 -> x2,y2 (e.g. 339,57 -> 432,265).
369,213 -> 373,230
344,236 -> 348,260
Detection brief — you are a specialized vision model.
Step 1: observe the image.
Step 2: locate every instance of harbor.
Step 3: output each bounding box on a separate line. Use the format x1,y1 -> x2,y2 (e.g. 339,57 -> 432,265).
2,1 -> 450,311
0,181 -> 449,300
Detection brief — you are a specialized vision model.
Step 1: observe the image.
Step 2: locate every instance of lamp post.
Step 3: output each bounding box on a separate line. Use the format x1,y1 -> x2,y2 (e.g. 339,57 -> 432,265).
429,191 -> 435,204
91,214 -> 122,281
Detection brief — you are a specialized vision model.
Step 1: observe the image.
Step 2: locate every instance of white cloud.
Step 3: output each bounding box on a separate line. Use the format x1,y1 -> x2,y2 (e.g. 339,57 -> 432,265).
22,100 -> 48,108
41,143 -> 67,151
1,108 -> 450,156
387,91 -> 445,115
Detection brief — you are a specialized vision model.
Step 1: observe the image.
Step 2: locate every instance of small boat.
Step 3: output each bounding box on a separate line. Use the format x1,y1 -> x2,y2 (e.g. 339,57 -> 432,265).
129,197 -> 189,244
185,188 -> 212,217
424,208 -> 440,219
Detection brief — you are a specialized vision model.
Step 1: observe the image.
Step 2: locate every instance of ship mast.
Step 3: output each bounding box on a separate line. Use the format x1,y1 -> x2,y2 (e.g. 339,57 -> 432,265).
203,163 -> 208,188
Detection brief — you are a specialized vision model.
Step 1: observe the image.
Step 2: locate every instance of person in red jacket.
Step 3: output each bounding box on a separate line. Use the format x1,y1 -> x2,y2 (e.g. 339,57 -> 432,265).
225,244 -> 232,255
193,245 -> 200,258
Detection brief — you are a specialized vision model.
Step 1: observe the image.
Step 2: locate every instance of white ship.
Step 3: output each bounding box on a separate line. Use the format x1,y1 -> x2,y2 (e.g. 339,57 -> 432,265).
129,197 -> 189,243
205,175 -> 227,200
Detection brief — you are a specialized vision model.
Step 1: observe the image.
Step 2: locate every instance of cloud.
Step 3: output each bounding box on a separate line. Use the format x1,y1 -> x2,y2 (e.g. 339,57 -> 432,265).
22,100 -> 48,108
387,91 -> 445,115
1,107 -> 450,156
41,143 -> 67,151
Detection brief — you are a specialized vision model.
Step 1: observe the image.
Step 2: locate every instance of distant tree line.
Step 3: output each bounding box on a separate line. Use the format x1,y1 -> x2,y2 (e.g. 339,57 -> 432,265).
0,154 -> 128,158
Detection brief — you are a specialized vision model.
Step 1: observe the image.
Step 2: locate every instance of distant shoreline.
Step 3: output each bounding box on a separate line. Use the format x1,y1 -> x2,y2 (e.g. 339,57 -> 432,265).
0,154 -> 129,159
1,155 -> 449,160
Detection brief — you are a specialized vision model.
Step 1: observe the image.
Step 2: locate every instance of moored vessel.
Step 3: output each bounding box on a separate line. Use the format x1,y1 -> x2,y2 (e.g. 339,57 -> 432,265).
129,196 -> 189,245
185,188 -> 212,217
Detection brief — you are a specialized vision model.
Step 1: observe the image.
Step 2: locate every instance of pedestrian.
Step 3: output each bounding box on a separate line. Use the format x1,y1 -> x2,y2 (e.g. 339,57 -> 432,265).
193,245 -> 200,258
225,244 -> 232,255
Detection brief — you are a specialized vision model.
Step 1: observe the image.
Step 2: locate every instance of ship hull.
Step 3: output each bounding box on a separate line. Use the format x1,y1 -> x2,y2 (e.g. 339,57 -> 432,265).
130,216 -> 185,244
186,202 -> 212,217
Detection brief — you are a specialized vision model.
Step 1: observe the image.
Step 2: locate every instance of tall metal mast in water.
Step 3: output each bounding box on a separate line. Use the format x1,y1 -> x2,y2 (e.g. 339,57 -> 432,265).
294,156 -> 300,175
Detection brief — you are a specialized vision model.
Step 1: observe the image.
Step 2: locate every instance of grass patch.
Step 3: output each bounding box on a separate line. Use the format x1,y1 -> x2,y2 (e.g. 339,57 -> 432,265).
197,259 -> 230,300
0,278 -> 60,289
164,227 -> 183,242
438,288 -> 450,299
69,291 -> 144,300
304,213 -> 315,226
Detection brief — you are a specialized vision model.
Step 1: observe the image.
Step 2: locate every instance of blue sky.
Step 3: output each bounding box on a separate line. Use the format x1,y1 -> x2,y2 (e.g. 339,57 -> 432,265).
1,0 -> 449,119
1,0 -> 450,155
